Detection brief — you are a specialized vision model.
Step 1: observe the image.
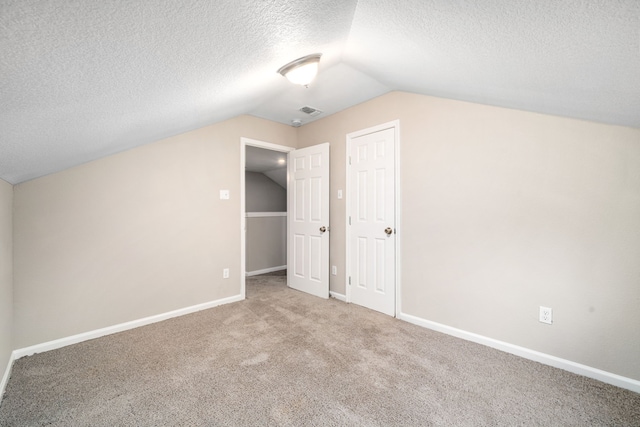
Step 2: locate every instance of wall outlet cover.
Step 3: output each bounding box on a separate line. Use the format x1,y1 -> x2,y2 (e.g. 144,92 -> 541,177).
539,306 -> 553,324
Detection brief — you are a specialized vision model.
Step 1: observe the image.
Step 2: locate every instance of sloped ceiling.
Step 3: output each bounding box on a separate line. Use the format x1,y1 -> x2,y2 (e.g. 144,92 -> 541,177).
245,146 -> 287,174
245,146 -> 287,188
1,0 -> 639,184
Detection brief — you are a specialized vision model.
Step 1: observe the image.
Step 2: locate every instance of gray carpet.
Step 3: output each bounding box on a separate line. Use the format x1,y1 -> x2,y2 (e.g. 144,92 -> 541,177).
1,274 -> 639,426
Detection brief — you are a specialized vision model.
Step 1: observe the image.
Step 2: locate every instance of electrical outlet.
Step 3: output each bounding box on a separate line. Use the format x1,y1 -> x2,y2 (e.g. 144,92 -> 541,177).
223,268 -> 229,279
331,265 -> 337,276
539,306 -> 552,324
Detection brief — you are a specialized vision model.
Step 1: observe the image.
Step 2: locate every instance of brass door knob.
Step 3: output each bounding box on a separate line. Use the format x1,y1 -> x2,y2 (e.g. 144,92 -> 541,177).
320,226 -> 327,233
384,227 -> 393,235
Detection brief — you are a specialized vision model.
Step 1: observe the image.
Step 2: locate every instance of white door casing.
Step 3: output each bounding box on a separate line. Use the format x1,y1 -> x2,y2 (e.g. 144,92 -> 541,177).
288,143 -> 330,299
347,123 -> 398,316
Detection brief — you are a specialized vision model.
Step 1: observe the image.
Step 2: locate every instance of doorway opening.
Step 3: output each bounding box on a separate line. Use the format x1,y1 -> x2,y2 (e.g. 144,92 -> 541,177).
240,138 -> 294,299
241,138 -> 331,300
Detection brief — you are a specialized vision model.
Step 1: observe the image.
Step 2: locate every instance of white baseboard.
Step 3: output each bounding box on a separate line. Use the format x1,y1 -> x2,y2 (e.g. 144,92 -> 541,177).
1,352 -> 15,400
245,265 -> 286,277
398,312 -> 640,394
329,291 -> 346,302
13,294 -> 244,360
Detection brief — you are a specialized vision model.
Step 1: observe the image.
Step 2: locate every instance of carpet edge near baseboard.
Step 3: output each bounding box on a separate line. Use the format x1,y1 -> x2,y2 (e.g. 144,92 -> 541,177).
0,352 -> 15,404
329,291 -> 346,302
246,266 -> 287,277
11,294 -> 244,361
4,297 -> 637,400
397,311 -> 640,394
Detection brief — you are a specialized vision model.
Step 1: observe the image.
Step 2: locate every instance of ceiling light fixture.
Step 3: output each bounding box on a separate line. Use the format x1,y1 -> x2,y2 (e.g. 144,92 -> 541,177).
277,53 -> 322,87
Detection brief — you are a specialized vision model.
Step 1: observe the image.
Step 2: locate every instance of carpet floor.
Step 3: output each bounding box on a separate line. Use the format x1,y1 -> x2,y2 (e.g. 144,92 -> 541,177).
1,274 -> 638,426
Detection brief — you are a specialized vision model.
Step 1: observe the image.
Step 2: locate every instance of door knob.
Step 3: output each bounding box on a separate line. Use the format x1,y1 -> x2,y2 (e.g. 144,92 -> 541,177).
384,227 -> 393,235
320,226 -> 327,233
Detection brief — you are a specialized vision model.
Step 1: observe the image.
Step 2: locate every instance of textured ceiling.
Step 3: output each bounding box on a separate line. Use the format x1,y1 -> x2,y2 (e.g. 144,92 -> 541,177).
1,0 -> 639,184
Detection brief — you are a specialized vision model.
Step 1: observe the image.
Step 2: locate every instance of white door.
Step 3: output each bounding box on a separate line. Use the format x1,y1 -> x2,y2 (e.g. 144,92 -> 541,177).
288,143 -> 330,299
349,126 -> 396,315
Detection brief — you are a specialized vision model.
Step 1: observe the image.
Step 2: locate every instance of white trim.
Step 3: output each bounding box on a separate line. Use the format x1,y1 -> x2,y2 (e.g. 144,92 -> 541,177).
13,294 -> 243,359
345,135 -> 350,303
398,311 -> 640,394
240,137 -> 295,300
329,291 -> 347,302
245,212 -> 287,218
345,120 -> 401,316
245,265 -> 287,277
393,122 -> 401,317
242,138 -> 296,153
1,352 -> 15,399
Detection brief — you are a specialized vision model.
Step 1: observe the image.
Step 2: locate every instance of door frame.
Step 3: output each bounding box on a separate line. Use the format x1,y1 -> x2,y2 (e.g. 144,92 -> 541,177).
345,120 -> 401,316
240,137 -> 295,299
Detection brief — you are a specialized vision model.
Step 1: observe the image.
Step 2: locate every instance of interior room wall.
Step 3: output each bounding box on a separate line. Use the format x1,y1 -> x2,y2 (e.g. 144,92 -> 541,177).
297,91 -> 640,381
245,216 -> 287,273
13,115 -> 296,349
245,171 -> 286,212
244,171 -> 287,274
0,179 -> 13,384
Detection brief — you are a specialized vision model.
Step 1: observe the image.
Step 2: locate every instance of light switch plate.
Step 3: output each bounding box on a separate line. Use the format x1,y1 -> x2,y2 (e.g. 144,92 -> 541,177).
220,190 -> 230,200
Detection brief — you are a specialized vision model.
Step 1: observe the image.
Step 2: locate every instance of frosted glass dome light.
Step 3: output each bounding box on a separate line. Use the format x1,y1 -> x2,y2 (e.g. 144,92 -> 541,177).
277,53 -> 322,87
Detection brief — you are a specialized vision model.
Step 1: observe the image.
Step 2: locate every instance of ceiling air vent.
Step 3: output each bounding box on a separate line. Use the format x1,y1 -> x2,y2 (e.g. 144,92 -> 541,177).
299,106 -> 323,117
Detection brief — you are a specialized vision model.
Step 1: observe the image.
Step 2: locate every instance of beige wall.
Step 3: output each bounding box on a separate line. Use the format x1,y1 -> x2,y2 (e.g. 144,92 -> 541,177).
298,91 -> 640,381
13,115 -> 296,349
0,179 -> 13,378
245,172 -> 286,212
245,216 -> 287,273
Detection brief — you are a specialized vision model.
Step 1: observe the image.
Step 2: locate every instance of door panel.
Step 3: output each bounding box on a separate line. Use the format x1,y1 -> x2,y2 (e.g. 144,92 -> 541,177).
350,127 -> 395,315
288,143 -> 330,299
293,234 -> 305,278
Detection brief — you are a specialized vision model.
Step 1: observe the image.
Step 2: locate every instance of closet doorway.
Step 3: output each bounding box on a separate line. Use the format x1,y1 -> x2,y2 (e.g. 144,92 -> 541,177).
240,138 -> 294,298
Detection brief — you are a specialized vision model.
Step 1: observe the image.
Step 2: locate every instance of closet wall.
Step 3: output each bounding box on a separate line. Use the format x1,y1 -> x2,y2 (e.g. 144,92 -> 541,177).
245,171 -> 286,274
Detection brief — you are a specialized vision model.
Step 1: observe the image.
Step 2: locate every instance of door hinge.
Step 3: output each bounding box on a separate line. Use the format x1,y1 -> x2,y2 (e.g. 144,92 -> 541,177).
349,156 -> 352,165
349,216 -> 351,225
348,276 -> 351,285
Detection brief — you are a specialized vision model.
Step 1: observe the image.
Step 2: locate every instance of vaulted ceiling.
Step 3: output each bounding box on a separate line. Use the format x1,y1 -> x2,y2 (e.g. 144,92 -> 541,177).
1,0 -> 639,184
